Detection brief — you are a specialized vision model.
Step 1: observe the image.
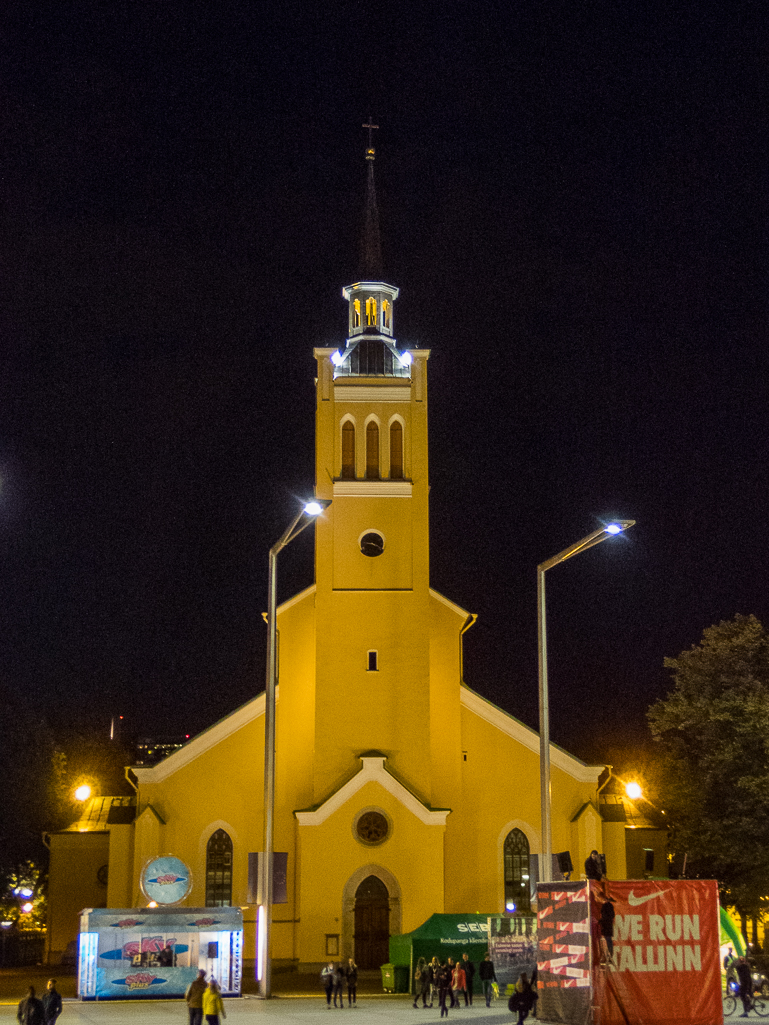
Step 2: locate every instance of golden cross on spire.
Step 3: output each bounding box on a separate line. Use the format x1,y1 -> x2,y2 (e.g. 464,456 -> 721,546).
363,119 -> 379,160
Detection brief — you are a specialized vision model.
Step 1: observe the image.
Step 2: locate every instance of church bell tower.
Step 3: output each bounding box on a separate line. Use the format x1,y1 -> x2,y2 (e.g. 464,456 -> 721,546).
311,133 -> 434,804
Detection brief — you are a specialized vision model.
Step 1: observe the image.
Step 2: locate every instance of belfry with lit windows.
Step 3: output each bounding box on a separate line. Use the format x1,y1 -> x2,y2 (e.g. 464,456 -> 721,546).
46,138 -> 663,977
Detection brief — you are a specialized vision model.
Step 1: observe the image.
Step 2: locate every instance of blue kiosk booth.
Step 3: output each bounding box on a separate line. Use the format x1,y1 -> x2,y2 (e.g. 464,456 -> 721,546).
78,904 -> 243,999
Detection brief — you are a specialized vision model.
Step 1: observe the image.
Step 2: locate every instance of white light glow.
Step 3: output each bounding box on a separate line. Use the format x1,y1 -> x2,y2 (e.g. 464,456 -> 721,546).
398,350 -> 413,366
257,905 -> 265,982
75,784 -> 91,802
625,781 -> 643,800
505,901 -> 516,911
18,887 -> 33,898
605,523 -> 622,534
304,502 -> 323,517
21,902 -> 33,914
331,351 -> 344,366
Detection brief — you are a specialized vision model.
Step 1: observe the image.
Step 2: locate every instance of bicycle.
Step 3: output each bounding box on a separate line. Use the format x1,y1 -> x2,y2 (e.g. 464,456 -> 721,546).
724,990 -> 769,1017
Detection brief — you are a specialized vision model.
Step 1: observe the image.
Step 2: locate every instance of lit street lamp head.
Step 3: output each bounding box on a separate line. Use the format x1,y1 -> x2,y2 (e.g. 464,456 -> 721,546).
606,519 -> 635,535
303,500 -> 329,516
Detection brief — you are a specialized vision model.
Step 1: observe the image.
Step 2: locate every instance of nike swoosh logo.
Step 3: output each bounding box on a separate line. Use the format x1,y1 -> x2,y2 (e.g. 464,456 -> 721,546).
627,889 -> 670,906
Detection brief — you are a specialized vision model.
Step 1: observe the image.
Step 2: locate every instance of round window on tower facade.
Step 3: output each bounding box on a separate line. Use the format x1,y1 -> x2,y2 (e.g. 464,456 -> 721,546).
360,531 -> 385,557
354,809 -> 391,846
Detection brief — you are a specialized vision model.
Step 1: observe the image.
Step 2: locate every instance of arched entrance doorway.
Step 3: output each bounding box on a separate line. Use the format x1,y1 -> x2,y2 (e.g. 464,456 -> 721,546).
354,875 -> 390,968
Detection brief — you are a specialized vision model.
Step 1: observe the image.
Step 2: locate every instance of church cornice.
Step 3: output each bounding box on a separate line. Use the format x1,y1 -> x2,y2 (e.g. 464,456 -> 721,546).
333,481 -> 412,497
333,385 -> 412,403
460,687 -> 604,784
294,755 -> 450,826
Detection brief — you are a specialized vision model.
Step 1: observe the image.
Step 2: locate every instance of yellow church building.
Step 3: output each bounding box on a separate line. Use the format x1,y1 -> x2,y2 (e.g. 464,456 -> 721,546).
47,145 -> 648,972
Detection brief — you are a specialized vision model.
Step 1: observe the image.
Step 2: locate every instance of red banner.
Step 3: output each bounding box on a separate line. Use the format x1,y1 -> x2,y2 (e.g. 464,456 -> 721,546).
592,879 -> 722,1025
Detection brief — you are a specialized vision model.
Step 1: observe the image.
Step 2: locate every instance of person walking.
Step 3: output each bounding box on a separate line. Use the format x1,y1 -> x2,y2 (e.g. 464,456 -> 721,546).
479,953 -> 497,1008
332,963 -> 346,1008
413,957 -> 430,1008
428,956 -> 440,1007
508,973 -> 535,1025
202,979 -> 226,1024
185,969 -> 208,1025
737,956 -> 753,1017
321,963 -> 335,1008
451,960 -> 467,1008
446,958 -> 457,1008
437,962 -> 452,1018
461,954 -> 475,1006
346,958 -> 358,1007
41,980 -> 62,1025
17,988 -> 45,1025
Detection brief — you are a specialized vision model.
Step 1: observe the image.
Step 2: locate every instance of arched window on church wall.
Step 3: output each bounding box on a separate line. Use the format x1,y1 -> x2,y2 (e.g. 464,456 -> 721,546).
366,422 -> 380,479
206,829 -> 233,907
503,828 -> 531,914
382,300 -> 391,330
353,299 -> 361,328
366,297 -> 377,326
341,421 -> 356,479
390,421 -> 403,479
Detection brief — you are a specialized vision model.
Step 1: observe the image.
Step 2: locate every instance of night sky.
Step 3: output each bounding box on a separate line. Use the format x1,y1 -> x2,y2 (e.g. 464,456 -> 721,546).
1,3 -> 765,772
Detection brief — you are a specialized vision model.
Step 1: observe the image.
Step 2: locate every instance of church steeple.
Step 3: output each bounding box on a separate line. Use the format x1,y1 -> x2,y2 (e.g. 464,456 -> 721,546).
359,121 -> 383,279
335,126 -> 406,377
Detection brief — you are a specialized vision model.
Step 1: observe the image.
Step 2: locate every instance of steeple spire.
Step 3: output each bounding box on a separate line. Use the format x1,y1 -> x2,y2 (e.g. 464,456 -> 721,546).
360,121 -> 383,279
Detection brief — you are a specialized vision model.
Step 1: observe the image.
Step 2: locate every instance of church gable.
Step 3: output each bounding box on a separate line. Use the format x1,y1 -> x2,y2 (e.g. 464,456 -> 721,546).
294,755 -> 449,826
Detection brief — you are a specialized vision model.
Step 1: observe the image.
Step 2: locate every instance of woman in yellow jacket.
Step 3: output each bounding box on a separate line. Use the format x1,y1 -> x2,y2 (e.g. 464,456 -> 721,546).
202,979 -> 226,1024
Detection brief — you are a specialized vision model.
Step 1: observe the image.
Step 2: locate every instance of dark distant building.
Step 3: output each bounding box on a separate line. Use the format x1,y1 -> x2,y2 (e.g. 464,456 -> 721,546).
134,737 -> 189,766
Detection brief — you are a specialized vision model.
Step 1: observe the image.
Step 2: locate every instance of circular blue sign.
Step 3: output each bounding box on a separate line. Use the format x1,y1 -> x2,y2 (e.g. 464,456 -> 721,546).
140,855 -> 192,905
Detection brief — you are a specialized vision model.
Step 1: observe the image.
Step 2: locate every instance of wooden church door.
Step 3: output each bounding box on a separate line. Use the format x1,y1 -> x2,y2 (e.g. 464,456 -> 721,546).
353,875 -> 390,968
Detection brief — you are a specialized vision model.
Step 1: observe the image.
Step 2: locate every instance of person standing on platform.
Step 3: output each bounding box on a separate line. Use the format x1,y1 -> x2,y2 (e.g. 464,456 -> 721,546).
461,954 -> 475,1006
584,850 -> 604,881
437,962 -> 452,1018
737,956 -> 753,1017
17,987 -> 45,1025
41,980 -> 62,1025
185,969 -> 207,1025
345,958 -> 358,1007
321,963 -> 335,1008
479,953 -> 497,1008
202,979 -> 226,1024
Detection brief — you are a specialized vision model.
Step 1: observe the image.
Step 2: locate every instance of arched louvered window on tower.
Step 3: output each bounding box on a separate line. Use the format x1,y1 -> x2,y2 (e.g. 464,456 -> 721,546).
353,299 -> 361,329
366,297 -> 377,326
366,422 -> 380,479
390,421 -> 403,479
503,828 -> 531,914
206,829 -> 233,907
382,300 -> 391,330
341,421 -> 356,479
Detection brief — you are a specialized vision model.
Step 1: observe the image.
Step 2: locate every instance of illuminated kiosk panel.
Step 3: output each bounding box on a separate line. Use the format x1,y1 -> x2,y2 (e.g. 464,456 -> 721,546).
78,906 -> 243,999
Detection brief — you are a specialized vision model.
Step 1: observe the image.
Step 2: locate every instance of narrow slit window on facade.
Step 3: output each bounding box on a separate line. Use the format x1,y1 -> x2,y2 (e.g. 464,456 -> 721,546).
389,421 -> 403,479
366,422 -> 380,479
368,651 -> 378,671
205,828 -> 233,907
341,421 -> 356,479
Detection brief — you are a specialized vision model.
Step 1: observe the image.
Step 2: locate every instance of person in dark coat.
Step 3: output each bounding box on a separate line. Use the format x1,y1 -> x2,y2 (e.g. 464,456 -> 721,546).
346,958 -> 358,1007
413,957 -> 430,1008
479,953 -> 497,1008
321,962 -> 334,1007
41,980 -> 62,1025
437,962 -> 452,1018
461,954 -> 475,1006
508,973 -> 535,1025
332,963 -> 345,1008
585,850 -> 604,881
600,899 -> 616,961
737,956 -> 753,1016
17,987 -> 45,1025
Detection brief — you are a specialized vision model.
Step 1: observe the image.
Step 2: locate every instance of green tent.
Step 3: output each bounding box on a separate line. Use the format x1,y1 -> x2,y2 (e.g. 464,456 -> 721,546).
389,913 -> 495,994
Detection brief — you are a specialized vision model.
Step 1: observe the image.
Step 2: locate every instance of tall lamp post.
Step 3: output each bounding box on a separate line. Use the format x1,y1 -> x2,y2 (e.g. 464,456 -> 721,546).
537,520 -> 635,883
258,499 -> 330,999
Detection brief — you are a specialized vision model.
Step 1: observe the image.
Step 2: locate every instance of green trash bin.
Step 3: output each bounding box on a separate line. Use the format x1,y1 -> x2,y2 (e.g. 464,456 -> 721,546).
381,963 -> 395,992
394,965 -> 410,993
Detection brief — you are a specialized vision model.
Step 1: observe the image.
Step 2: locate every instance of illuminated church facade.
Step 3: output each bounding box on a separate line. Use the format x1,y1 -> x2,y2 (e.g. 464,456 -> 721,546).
47,145 -> 658,970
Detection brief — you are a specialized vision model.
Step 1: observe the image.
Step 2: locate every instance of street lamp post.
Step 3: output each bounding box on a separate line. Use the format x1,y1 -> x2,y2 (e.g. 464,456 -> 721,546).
258,499 -> 330,999
537,520 -> 635,883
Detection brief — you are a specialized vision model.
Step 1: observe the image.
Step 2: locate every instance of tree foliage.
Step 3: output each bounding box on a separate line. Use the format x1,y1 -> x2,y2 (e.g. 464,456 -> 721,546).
648,614 -> 769,915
